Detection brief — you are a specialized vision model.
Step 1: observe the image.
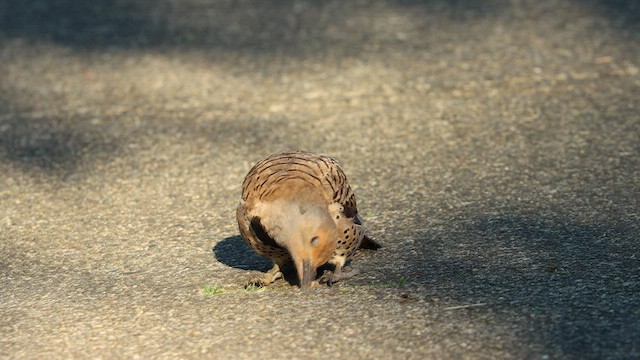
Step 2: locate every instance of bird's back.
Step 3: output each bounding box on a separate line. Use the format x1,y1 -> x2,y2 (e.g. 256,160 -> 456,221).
241,151 -> 358,214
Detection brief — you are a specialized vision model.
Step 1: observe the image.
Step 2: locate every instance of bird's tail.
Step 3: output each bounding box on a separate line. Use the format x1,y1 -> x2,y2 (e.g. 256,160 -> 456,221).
359,235 -> 382,250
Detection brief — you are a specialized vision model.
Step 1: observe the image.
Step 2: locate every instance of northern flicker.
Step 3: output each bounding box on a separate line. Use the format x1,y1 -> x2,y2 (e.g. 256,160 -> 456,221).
236,150 -> 380,288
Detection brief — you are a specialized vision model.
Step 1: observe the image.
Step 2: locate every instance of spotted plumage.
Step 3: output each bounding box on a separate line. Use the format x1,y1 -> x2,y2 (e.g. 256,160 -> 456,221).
236,150 -> 380,287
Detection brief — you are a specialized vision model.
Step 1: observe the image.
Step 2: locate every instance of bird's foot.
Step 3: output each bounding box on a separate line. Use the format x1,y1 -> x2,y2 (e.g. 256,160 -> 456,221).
318,268 -> 361,286
245,264 -> 283,288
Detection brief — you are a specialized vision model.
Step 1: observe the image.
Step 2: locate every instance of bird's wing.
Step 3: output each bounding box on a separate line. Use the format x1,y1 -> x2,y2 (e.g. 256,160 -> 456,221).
236,201 -> 288,260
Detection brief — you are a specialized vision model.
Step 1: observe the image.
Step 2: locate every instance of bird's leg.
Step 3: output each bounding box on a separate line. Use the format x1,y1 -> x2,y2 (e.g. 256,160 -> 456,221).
318,264 -> 361,286
247,263 -> 283,288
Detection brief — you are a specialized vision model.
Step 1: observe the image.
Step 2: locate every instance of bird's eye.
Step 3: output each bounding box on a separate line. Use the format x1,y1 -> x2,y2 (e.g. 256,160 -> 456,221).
310,236 -> 320,246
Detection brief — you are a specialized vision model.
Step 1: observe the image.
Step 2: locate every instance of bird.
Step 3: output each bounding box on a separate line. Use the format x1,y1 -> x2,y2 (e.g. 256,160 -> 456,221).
236,150 -> 380,288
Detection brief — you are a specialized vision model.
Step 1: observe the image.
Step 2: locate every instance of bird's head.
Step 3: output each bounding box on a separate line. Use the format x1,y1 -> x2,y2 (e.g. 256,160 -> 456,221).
279,203 -> 338,288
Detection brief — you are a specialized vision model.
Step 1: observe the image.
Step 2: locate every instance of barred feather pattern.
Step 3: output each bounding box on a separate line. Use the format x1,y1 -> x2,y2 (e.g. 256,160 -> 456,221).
241,151 -> 358,212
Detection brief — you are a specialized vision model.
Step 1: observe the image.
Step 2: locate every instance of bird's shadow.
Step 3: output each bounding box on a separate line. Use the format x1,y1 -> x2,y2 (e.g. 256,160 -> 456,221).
212,235 -> 272,271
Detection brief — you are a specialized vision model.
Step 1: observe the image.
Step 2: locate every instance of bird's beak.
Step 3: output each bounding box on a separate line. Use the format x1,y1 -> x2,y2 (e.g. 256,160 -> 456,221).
298,258 -> 316,288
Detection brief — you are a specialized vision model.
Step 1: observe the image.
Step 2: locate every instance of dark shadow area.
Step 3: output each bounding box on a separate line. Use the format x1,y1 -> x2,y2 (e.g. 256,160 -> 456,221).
213,235 -> 305,286
582,0 -> 640,33
0,0 -> 165,47
398,210 -> 639,357
0,115 -> 120,179
0,0 -> 496,51
213,235 -> 272,272
0,102 -> 306,180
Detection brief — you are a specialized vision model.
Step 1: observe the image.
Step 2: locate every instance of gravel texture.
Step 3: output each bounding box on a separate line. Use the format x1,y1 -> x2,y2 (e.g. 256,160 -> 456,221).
1,0 -> 639,358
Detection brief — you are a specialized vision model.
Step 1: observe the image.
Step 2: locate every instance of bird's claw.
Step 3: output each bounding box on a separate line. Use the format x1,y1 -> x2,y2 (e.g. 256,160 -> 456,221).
245,268 -> 283,288
318,268 -> 361,286
318,270 -> 335,286
245,278 -> 267,288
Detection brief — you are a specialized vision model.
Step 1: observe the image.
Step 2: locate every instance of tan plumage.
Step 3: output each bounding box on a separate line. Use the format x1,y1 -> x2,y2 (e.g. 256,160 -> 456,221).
236,150 -> 379,288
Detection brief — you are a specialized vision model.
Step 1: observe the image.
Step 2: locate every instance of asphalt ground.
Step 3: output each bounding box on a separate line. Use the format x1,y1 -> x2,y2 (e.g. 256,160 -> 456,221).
1,0 -> 639,358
